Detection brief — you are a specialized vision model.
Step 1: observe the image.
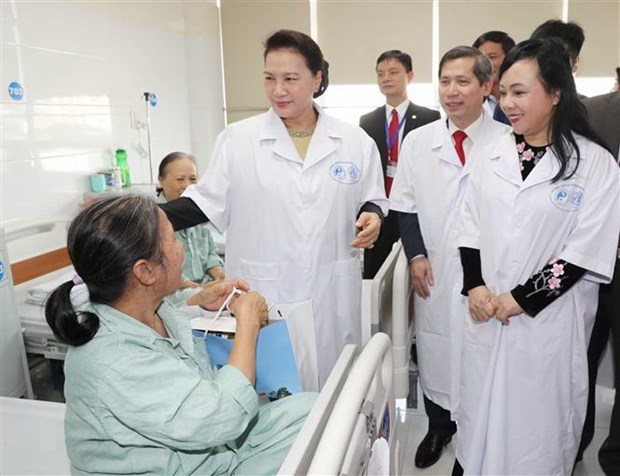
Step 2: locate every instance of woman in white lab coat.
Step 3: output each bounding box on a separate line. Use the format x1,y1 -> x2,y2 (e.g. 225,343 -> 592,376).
455,38 -> 620,475
160,30 -> 388,389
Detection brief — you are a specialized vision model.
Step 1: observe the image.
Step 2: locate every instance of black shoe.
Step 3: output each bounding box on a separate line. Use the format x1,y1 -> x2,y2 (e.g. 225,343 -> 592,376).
599,437 -> 620,475
415,432 -> 452,469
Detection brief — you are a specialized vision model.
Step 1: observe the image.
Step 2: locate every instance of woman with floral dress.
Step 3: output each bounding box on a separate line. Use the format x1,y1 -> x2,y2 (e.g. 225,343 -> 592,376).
454,38 -> 620,475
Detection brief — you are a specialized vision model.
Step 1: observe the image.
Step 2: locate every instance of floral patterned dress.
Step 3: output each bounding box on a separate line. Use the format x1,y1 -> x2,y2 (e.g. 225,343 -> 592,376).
510,135 -> 586,315
461,134 -> 586,316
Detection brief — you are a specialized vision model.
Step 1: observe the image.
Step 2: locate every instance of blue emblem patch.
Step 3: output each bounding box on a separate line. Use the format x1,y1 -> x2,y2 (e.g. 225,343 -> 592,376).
550,184 -> 584,212
330,161 -> 361,184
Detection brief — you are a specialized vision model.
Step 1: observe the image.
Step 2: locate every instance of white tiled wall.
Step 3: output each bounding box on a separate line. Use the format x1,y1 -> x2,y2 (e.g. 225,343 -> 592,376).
1,0 -> 224,226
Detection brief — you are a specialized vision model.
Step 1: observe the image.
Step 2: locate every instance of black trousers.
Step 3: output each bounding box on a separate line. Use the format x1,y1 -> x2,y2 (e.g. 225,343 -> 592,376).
578,282 -> 612,457
597,258 -> 620,474
579,259 -> 619,451
424,394 -> 456,438
363,210 -> 400,279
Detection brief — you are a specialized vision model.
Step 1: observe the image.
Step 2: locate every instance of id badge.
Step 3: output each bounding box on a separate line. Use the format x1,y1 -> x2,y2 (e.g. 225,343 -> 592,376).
386,161 -> 397,178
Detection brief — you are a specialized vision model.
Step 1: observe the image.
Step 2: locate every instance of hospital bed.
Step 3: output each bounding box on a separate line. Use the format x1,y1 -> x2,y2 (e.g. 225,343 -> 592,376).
363,241 -> 417,405
4,218 -> 73,362
0,396 -> 70,474
307,332 -> 396,475
0,338 -> 389,476
278,343 -> 358,474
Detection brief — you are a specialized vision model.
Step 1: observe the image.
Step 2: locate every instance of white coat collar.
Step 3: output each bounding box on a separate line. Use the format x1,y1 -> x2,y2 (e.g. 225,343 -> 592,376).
433,109 -> 499,174
431,120 -> 460,167
490,133 -> 561,190
259,104 -> 342,169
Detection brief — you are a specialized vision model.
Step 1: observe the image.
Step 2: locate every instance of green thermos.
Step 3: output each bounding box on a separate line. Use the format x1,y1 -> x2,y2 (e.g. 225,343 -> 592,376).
115,149 -> 131,188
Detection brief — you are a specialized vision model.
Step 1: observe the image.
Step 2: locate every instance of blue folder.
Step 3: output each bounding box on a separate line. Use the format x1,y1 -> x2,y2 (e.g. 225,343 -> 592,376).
193,320 -> 302,394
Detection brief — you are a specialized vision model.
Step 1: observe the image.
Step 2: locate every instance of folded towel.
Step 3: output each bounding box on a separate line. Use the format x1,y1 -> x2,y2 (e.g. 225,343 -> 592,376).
26,270 -> 77,306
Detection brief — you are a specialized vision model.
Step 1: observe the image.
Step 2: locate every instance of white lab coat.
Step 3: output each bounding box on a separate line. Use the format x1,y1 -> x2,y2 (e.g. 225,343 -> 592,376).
457,132 -> 620,475
390,113 -> 509,413
184,105 -> 388,388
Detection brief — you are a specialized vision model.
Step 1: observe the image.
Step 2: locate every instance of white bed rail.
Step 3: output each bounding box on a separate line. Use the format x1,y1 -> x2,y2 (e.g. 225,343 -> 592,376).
392,246 -> 415,400
278,344 -> 358,475
308,332 -> 394,475
3,217 -> 72,262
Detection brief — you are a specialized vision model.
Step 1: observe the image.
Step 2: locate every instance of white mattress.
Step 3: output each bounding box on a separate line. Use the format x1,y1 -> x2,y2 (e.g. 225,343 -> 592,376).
0,396 -> 70,474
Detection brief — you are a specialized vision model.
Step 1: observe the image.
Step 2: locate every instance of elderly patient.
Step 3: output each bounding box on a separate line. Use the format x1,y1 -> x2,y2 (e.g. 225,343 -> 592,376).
45,194 -> 316,475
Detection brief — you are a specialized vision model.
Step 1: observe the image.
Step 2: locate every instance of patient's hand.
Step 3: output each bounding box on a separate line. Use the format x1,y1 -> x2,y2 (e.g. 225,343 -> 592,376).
207,266 -> 225,281
230,292 -> 268,330
180,280 -> 200,289
190,279 -> 250,310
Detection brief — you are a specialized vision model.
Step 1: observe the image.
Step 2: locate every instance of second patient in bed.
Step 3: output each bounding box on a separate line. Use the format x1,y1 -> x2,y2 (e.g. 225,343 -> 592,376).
156,151 -> 225,286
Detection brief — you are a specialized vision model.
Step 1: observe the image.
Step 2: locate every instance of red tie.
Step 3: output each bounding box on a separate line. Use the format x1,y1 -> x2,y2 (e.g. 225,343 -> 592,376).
453,130 -> 467,165
386,108 -> 399,196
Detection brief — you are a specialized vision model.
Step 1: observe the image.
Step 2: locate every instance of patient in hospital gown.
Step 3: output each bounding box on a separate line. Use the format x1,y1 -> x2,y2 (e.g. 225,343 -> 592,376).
45,194 -> 316,475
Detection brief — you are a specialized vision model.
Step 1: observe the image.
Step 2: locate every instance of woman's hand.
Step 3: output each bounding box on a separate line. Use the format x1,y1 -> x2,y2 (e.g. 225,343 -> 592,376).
467,285 -> 496,322
180,280 -> 200,289
188,279 -> 250,310
351,212 -> 382,249
207,266 -> 225,281
230,292 -> 268,331
491,292 -> 524,325
227,291 -> 268,385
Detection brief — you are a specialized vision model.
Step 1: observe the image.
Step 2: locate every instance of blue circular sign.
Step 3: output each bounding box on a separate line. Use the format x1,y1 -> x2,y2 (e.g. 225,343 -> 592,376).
149,93 -> 157,107
8,81 -> 24,101
0,260 -> 5,281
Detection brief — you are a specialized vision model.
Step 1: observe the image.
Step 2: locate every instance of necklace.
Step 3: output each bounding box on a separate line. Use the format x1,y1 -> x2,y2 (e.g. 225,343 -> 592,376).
287,127 -> 315,138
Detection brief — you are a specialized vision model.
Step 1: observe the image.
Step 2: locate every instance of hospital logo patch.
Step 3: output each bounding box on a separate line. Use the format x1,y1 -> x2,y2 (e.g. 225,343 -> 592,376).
329,162 -> 360,184
550,184 -> 584,212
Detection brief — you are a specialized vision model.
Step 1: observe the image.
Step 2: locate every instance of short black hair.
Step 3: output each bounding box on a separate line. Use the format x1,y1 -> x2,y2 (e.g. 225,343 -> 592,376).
264,29 -> 329,98
530,19 -> 585,64
376,50 -> 413,73
439,46 -> 493,86
472,31 -> 516,56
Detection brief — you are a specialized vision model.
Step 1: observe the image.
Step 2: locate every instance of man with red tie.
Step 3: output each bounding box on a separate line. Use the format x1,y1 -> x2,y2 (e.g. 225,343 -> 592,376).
359,50 -> 439,279
390,46 -> 509,469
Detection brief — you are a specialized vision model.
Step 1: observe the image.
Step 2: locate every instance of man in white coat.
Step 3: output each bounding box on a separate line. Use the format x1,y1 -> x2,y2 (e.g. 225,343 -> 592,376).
390,46 -> 509,469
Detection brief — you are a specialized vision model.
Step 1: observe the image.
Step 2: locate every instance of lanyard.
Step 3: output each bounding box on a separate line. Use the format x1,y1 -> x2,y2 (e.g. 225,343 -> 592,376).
203,286 -> 244,339
385,112 -> 407,151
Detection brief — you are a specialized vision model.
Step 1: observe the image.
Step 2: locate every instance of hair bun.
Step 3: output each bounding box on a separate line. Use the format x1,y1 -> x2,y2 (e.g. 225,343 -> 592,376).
314,60 -> 330,98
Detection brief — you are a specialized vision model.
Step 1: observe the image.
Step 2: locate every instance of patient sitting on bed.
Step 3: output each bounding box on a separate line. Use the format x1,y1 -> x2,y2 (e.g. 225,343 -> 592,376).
45,194 -> 316,475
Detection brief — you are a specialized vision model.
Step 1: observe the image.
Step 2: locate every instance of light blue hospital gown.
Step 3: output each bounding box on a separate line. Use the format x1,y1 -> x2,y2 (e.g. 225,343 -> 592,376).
64,286 -> 316,475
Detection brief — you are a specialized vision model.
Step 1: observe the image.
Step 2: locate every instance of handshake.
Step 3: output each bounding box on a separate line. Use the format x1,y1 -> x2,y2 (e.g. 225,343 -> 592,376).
467,285 -> 525,325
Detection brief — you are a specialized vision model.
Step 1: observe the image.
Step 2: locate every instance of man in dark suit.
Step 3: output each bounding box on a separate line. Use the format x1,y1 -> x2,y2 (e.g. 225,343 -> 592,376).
472,31 -> 515,125
359,50 -> 439,279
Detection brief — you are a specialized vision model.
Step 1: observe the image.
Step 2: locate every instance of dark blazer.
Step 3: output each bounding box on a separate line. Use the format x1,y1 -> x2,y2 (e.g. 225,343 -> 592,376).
359,102 -> 440,176
359,101 -> 439,279
583,91 -> 620,161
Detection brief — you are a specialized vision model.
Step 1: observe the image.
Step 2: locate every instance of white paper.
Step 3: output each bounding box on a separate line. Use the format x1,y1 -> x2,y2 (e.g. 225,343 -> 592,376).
367,437 -> 390,475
